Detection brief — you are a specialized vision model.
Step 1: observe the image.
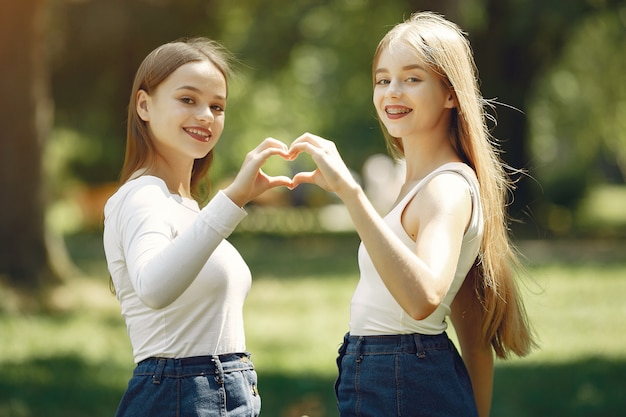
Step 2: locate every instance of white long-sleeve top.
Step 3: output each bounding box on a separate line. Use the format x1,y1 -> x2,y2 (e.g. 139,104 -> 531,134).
350,162 -> 484,336
103,176 -> 250,363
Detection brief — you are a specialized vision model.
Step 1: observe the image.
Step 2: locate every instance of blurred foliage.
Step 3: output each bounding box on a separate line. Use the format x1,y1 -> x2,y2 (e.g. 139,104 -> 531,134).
531,7 -> 626,237
41,0 -> 626,235
528,9 -> 626,211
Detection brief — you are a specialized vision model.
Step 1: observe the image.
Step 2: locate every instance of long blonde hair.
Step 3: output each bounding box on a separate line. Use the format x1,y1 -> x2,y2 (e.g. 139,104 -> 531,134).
374,12 -> 535,358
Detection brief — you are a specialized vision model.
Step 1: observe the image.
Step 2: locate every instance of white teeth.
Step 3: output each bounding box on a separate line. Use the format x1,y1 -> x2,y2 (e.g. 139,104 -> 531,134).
386,108 -> 411,115
186,128 -> 209,137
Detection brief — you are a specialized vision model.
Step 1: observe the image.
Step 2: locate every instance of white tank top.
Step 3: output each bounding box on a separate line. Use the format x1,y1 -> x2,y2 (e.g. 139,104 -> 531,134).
349,162 -> 484,336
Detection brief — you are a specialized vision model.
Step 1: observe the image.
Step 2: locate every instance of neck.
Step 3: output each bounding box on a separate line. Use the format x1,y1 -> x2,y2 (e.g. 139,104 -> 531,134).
400,131 -> 461,183
145,156 -> 194,198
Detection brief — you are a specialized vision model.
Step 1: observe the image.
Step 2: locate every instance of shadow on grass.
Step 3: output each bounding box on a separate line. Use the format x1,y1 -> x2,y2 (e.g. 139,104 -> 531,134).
492,357 -> 626,417
0,354 -> 129,417
2,354 -> 624,417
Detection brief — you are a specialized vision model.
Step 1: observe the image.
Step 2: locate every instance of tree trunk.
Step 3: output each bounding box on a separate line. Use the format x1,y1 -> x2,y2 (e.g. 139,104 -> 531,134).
0,0 -> 58,292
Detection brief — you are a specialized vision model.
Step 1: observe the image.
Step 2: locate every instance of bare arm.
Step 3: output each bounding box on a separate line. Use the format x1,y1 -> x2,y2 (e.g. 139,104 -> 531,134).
451,269 -> 494,417
290,133 -> 471,319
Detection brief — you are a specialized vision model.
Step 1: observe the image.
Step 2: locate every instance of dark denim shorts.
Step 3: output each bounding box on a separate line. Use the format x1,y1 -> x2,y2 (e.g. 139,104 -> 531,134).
335,333 -> 478,417
115,353 -> 260,417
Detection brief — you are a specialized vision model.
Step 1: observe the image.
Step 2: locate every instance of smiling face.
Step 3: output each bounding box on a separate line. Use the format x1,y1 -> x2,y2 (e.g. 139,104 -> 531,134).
136,59 -> 227,168
373,41 -> 455,142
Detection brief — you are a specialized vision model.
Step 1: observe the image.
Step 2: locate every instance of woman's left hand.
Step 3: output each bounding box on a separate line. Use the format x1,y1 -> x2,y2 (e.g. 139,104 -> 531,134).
223,138 -> 293,207
288,132 -> 360,200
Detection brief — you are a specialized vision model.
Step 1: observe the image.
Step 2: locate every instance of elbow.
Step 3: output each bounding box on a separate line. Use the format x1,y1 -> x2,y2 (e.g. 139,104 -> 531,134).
408,306 -> 437,321
400,278 -> 448,321
406,296 -> 441,321
132,270 -> 176,310
138,293 -> 171,310
135,287 -> 174,310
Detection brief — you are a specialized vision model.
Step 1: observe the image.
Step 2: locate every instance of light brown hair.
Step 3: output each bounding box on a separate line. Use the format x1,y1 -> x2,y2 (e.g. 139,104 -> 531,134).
120,38 -> 234,199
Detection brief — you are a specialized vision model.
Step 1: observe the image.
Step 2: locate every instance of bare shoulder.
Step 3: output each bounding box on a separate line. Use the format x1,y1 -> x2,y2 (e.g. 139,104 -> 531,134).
418,171 -> 472,213
402,170 -> 473,239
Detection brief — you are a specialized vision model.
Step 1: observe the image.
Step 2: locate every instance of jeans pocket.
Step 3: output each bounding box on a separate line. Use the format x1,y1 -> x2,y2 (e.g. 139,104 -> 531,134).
244,369 -> 262,417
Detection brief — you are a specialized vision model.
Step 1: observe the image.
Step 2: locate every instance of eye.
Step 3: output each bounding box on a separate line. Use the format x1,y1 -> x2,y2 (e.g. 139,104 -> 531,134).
180,97 -> 195,105
375,78 -> 390,85
407,76 -> 421,82
211,104 -> 225,112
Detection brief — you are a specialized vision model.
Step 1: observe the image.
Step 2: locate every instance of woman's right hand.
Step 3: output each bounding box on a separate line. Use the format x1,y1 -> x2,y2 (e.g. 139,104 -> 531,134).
288,132 -> 360,199
223,138 -> 293,207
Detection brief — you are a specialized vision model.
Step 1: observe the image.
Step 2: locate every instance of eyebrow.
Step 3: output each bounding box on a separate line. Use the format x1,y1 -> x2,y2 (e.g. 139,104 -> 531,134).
375,64 -> 426,74
176,85 -> 226,101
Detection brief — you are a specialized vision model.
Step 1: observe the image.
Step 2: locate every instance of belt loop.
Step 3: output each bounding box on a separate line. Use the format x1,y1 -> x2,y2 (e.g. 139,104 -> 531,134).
413,334 -> 426,359
152,359 -> 166,384
212,355 -> 224,385
355,336 -> 364,363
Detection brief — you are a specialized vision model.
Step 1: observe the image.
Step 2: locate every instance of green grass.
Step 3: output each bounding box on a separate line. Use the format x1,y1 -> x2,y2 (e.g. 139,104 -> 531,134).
1,233 -> 625,417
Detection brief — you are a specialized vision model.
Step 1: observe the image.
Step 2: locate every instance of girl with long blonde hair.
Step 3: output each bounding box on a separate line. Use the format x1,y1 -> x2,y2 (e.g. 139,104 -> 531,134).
290,11 -> 535,417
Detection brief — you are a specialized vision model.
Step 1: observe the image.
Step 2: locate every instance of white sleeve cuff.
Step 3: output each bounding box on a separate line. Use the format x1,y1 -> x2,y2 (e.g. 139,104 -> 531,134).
198,190 -> 247,237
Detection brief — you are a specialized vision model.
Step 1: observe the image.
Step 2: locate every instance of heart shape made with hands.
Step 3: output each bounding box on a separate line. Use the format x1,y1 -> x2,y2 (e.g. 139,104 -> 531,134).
247,134 -> 337,190
260,149 -> 314,181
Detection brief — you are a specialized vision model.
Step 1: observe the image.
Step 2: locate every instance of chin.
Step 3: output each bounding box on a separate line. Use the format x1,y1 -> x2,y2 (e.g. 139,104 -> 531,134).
384,127 -> 406,138
193,144 -> 215,158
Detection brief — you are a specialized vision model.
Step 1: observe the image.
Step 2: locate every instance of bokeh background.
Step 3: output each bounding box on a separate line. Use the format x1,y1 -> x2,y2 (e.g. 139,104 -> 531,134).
1,0 -> 625,416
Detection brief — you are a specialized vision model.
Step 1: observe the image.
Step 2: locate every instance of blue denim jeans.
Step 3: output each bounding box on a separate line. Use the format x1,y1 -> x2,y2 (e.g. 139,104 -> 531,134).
115,353 -> 261,417
335,333 -> 478,417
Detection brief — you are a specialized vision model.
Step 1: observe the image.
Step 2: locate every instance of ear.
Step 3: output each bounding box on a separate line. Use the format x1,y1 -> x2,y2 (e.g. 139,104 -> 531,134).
444,89 -> 457,110
136,89 -> 150,121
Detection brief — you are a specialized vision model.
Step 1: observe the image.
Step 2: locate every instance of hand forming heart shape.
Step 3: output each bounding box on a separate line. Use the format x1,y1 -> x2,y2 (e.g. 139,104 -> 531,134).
225,133 -> 354,207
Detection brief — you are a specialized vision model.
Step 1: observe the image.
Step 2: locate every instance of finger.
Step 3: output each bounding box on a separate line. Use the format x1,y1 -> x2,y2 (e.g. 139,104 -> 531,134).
289,133 -> 320,155
243,145 -> 290,172
259,137 -> 289,152
264,175 -> 294,188
291,171 -> 318,187
257,145 -> 291,162
288,141 -> 325,160
248,138 -> 290,162
290,133 -> 338,159
256,168 -> 295,190
291,132 -> 327,147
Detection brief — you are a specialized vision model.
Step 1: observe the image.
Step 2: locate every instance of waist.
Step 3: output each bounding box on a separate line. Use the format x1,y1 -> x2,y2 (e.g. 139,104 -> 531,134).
343,332 -> 451,355
136,353 -> 253,374
143,352 -> 247,364
134,353 -> 255,381
349,292 -> 450,336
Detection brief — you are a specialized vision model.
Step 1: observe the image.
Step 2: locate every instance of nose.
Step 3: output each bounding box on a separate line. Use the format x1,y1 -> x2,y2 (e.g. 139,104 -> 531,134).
196,105 -> 214,124
385,79 -> 402,99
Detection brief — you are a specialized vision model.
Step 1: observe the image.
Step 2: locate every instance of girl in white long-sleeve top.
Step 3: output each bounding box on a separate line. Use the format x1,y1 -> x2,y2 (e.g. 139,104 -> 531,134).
103,38 -> 292,417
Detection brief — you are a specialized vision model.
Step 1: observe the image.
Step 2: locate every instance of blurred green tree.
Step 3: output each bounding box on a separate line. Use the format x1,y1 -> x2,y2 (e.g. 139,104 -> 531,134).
528,9 -> 626,233
0,0 -> 60,293
469,0 -> 625,232
47,0 -> 624,210
2,0 -> 625,297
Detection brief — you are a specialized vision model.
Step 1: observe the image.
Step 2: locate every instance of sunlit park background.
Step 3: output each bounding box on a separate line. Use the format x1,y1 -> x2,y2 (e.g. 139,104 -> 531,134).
1,0 -> 625,416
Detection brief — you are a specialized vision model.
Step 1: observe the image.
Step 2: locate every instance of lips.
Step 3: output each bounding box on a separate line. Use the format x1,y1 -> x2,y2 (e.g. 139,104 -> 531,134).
384,105 -> 412,119
184,127 -> 211,143
385,105 -> 412,115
